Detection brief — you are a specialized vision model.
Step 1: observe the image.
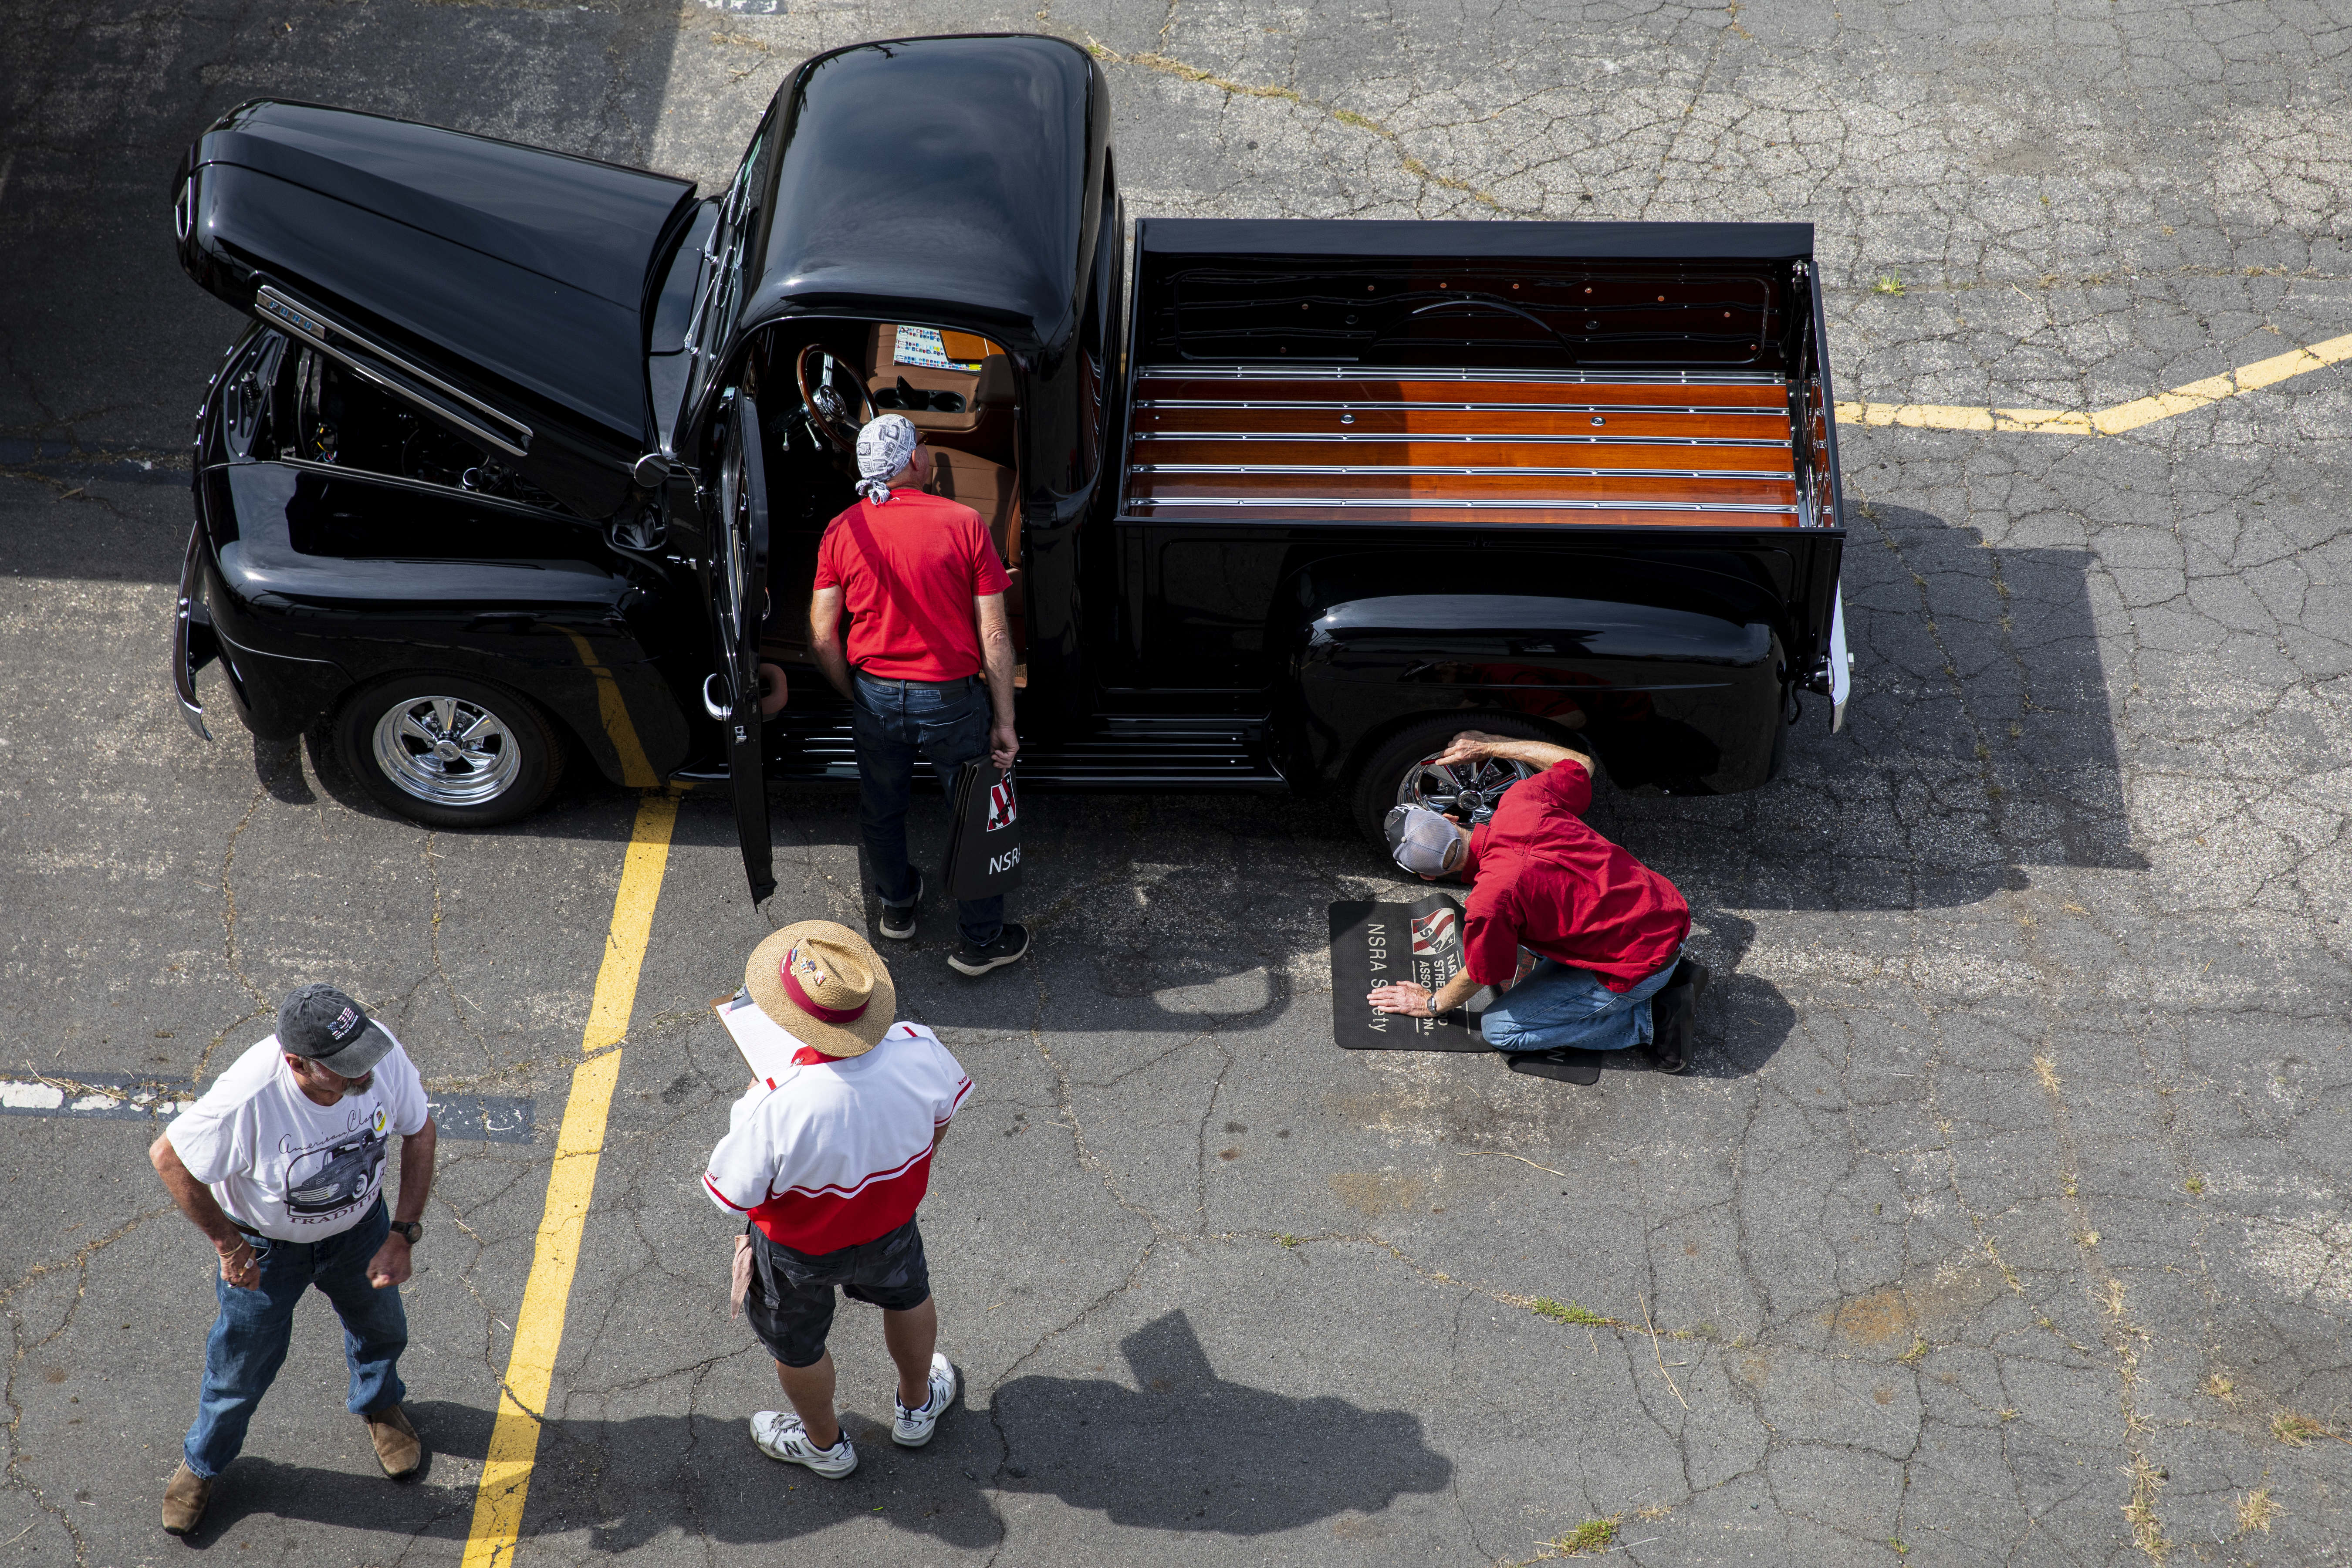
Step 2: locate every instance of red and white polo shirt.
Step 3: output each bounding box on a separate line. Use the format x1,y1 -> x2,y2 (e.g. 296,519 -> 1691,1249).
701,1022 -> 972,1254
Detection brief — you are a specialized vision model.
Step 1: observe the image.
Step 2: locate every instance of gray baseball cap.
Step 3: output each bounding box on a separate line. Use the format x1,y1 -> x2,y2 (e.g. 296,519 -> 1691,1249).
1384,804 -> 1467,877
276,984 -> 396,1078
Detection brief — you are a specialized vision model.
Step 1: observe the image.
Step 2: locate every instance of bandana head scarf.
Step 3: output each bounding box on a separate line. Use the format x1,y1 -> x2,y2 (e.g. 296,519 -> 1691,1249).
854,414 -> 920,503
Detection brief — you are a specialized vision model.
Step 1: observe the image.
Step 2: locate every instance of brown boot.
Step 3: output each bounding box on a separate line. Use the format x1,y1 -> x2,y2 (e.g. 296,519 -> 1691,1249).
363,1402 -> 423,1479
161,1462 -> 213,1535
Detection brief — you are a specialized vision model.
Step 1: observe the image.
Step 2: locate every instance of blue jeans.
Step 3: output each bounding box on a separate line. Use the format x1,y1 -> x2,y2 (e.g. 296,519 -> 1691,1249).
182,1198 -> 406,1478
1479,958 -> 1678,1054
851,671 -> 1004,945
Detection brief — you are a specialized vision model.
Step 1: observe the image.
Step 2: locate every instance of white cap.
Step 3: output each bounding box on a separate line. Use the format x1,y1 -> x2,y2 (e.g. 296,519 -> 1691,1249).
1384,804 -> 1466,877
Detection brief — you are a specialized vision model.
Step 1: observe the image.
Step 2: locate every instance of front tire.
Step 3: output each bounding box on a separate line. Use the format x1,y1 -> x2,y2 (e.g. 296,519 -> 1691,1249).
334,674 -> 564,828
1347,713 -> 1571,848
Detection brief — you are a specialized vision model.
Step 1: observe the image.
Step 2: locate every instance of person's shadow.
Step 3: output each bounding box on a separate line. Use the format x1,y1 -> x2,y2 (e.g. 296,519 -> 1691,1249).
181,1311 -> 1450,1549
990,1310 -> 1452,1531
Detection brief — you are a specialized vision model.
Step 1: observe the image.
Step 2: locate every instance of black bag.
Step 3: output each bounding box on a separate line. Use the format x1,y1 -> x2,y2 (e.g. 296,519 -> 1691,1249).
943,762 -> 1023,901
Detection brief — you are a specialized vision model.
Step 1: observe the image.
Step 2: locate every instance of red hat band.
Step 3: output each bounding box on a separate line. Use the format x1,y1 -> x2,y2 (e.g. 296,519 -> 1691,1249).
780,945 -> 870,1024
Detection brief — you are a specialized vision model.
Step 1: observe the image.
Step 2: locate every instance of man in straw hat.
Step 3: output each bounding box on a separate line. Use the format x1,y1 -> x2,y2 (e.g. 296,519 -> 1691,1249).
703,920 -> 971,1477
808,412 -> 1029,976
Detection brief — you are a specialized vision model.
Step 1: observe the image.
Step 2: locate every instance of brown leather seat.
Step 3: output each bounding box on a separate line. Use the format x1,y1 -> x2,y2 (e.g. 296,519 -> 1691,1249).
926,448 -> 1023,617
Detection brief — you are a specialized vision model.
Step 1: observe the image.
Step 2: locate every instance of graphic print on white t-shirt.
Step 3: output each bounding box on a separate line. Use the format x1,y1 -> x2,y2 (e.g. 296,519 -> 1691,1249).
167,1035 -> 430,1240
283,1105 -> 392,1216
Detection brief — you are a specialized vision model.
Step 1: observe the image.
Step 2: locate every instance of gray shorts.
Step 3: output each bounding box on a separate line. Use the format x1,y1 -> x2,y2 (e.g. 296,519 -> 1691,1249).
744,1220 -> 931,1368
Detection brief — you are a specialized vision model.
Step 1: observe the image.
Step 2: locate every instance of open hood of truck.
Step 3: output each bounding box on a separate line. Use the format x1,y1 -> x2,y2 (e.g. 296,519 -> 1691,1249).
737,34 -> 1109,358
176,101 -> 698,518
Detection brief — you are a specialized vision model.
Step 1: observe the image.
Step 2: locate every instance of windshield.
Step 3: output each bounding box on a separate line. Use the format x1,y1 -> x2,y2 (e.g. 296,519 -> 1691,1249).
686,113 -> 773,413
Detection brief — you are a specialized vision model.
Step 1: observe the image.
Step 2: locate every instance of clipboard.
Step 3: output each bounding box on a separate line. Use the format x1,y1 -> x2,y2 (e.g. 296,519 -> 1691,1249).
713,988 -> 812,1083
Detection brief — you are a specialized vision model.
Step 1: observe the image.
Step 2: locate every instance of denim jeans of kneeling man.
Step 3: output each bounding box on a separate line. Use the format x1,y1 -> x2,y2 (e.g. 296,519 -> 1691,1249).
183,1197 -> 406,1479
851,669 -> 1003,945
1477,958 -> 1677,1054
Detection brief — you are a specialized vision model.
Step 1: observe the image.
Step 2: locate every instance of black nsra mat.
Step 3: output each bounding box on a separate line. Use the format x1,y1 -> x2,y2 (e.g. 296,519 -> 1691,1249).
1327,897 -> 1490,1053
1327,899 -> 1606,1084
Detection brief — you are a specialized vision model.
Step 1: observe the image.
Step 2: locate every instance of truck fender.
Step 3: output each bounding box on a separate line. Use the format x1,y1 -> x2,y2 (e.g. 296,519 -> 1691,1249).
201,466 -> 691,784
1277,578 -> 1787,797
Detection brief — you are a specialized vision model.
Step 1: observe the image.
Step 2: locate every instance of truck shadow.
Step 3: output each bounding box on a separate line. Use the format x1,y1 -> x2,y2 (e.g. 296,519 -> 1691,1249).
277,503 -> 2120,1080
1683,504 -> 2144,892
277,506 -> 2142,915
181,1313 -> 1448,1551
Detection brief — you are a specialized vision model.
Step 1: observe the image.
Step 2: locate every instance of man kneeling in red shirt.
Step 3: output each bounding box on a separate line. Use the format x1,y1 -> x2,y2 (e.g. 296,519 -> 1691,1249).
1366,731 -> 1708,1074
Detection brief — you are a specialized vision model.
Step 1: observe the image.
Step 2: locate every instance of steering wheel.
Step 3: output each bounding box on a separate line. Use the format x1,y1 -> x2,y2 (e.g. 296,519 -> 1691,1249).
795,344 -> 875,453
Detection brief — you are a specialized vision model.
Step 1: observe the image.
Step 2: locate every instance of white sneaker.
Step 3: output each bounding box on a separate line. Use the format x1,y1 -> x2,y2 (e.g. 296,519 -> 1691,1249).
749,1410 -> 858,1477
891,1354 -> 958,1448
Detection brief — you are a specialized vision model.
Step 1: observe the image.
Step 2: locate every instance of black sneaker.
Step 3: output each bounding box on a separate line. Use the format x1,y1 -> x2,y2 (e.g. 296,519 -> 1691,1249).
948,922 -> 1030,976
1648,958 -> 1711,1075
878,872 -> 923,941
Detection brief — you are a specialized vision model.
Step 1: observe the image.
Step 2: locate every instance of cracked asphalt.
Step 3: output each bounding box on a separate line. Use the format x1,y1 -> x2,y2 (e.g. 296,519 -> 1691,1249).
5,1 -> 2351,1563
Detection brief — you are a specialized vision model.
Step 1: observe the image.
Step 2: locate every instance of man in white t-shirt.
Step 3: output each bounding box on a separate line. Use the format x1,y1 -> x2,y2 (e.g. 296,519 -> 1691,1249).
148,984 -> 438,1536
703,920 -> 971,1480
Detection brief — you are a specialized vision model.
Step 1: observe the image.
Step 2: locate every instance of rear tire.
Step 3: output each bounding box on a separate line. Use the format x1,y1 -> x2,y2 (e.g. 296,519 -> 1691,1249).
334,673 -> 565,828
1347,713 -> 1570,849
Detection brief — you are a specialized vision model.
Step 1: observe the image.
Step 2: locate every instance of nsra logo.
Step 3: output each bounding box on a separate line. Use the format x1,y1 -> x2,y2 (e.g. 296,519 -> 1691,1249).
985,776 -> 1018,831
1409,908 -> 1458,956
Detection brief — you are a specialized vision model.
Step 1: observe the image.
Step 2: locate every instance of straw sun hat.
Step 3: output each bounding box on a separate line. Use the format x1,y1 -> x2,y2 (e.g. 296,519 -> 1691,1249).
743,920 -> 897,1058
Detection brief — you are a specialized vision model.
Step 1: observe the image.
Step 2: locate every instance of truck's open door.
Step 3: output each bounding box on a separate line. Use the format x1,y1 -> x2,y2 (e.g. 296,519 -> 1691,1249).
714,393 -> 775,902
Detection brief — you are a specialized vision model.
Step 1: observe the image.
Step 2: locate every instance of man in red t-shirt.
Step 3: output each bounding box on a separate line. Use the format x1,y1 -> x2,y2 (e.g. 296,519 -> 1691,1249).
1366,730 -> 1708,1072
809,415 -> 1027,976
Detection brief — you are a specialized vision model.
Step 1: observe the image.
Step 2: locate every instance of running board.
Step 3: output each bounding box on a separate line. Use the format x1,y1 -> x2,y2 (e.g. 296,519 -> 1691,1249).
681,714 -> 1289,791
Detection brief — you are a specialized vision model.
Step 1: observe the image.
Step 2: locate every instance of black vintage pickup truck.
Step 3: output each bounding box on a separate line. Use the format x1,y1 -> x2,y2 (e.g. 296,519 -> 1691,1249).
171,32 -> 1850,901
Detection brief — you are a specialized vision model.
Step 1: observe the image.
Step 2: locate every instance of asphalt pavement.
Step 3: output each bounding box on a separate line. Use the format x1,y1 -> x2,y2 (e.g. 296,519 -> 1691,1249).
3,2 -> 2349,1565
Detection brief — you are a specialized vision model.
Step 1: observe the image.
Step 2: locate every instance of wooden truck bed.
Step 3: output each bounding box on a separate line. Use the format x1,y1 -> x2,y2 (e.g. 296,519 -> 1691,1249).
1122,368 -> 1804,527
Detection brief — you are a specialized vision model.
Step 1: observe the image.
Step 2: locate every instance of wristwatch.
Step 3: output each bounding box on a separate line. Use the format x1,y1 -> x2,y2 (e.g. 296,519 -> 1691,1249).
390,1220 -> 423,1244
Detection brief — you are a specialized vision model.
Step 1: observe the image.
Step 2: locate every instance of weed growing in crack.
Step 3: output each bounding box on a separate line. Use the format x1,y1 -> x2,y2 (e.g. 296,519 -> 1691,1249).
2272,1411 -> 2331,1446
1529,1298 -> 1611,1326
2122,1451 -> 2169,1561
2236,1487 -> 2279,1535
1530,1516 -> 1619,1558
1276,1234 -> 1300,1248
1899,1336 -> 1930,1365
1873,274 -> 1907,297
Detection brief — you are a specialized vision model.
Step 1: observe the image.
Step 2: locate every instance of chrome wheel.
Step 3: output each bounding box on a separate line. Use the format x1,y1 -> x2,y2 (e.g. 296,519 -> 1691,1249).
370,695 -> 520,806
1394,752 -> 1540,825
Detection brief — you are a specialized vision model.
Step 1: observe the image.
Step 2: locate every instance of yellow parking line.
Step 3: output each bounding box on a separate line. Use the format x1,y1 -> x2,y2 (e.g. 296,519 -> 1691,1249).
1835,331 -> 2352,435
460,793 -> 678,1568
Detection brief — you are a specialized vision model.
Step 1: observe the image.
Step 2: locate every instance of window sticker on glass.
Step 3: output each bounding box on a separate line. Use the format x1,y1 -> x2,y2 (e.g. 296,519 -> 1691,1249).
894,326 -> 981,373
